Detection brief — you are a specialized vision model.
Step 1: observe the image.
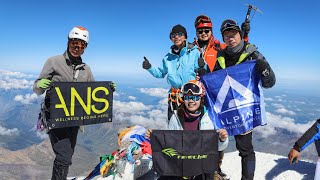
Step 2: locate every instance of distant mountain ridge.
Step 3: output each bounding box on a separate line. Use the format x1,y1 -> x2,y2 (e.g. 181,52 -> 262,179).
0,139 -> 100,179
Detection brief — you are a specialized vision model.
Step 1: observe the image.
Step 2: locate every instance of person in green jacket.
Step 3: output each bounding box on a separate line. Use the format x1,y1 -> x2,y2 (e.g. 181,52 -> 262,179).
215,19 -> 276,180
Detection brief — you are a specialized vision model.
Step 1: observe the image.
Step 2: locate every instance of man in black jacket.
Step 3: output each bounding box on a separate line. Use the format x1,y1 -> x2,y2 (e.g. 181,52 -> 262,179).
215,19 -> 276,88
288,118 -> 320,160
214,19 -> 276,180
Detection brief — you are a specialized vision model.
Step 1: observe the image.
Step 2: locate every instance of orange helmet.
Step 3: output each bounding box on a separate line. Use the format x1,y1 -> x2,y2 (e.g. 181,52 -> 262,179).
181,80 -> 206,97
194,15 -> 212,29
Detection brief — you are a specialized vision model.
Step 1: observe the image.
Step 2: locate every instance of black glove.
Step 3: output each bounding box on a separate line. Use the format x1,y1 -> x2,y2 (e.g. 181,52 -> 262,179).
198,57 -> 205,68
197,68 -> 207,76
256,59 -> 270,77
142,56 -> 151,69
241,22 -> 250,35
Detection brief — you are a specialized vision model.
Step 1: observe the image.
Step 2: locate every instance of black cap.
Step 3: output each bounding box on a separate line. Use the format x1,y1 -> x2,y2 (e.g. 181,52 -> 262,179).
220,19 -> 241,35
170,24 -> 187,39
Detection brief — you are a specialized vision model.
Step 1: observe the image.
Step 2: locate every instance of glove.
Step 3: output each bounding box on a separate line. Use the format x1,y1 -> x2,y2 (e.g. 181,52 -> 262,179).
142,56 -> 151,69
110,82 -> 116,92
36,79 -> 51,89
241,22 -> 250,35
198,57 -> 205,68
197,68 -> 207,77
256,59 -> 270,77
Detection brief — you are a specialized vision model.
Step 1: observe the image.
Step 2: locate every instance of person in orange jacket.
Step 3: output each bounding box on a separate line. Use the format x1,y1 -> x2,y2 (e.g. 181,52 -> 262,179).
194,15 -> 226,73
193,15 -> 250,180
194,15 -> 250,74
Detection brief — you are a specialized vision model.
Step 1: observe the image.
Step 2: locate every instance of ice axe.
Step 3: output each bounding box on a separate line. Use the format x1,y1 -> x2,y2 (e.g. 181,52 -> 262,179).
242,4 -> 263,41
244,4 -> 263,23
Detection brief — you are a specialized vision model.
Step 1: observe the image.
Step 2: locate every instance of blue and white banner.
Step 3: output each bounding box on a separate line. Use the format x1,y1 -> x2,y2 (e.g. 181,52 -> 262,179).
200,60 -> 267,136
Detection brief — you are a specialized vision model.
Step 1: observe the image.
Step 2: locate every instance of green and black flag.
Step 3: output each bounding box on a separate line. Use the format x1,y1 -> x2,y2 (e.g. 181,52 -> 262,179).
151,130 -> 219,177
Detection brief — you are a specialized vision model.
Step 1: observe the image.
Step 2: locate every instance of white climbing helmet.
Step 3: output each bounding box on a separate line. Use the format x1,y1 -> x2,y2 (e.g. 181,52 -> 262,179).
68,26 -> 89,44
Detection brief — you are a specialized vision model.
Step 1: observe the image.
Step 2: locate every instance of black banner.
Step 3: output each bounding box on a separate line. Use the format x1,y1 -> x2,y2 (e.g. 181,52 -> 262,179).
151,130 -> 219,177
47,81 -> 113,129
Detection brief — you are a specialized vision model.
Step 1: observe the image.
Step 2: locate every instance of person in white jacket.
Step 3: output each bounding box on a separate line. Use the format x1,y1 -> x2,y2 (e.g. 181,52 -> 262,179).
146,80 -> 228,180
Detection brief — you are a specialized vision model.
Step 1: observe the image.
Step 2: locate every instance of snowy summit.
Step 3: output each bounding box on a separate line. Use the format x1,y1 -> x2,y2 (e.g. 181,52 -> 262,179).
70,151 -> 316,180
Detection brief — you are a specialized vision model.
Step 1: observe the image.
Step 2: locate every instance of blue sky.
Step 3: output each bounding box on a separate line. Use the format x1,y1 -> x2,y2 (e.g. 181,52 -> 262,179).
0,0 -> 319,90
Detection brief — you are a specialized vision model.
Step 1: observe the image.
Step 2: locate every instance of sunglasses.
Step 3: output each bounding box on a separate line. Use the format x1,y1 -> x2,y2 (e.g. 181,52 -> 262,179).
170,32 -> 184,38
69,40 -> 87,49
181,82 -> 202,95
197,29 -> 211,34
184,95 -> 201,101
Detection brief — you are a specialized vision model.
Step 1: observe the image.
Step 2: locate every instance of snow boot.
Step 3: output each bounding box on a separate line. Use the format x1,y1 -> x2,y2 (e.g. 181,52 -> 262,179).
214,171 -> 230,180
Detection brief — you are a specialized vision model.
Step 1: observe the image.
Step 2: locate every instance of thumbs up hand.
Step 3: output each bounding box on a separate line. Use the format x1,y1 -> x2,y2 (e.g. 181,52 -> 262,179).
142,56 -> 152,70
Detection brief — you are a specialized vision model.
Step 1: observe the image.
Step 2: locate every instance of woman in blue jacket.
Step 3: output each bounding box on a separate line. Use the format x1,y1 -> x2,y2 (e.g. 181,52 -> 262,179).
146,80 -> 228,180
142,24 -> 200,123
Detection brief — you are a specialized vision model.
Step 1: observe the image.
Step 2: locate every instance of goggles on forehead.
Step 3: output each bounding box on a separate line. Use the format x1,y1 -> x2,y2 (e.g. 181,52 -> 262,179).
195,16 -> 212,28
220,19 -> 240,33
181,82 -> 203,96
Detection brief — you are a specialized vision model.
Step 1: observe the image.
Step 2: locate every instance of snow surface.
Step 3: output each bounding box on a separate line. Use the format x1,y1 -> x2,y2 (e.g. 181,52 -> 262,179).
221,152 -> 315,180
70,151 -> 316,180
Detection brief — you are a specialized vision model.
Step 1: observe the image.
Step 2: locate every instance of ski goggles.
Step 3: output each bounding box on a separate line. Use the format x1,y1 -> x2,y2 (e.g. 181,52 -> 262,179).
181,82 -> 202,95
220,19 -> 240,33
197,29 -> 211,34
184,95 -> 201,101
69,39 -> 87,49
170,32 -> 185,39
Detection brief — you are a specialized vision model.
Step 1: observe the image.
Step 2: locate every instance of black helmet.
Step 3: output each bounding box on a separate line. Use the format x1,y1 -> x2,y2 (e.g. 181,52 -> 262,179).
220,19 -> 241,35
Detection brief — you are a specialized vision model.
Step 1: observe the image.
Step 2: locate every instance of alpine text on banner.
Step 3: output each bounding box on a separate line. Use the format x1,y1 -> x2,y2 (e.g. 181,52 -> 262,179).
200,60 -> 267,136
